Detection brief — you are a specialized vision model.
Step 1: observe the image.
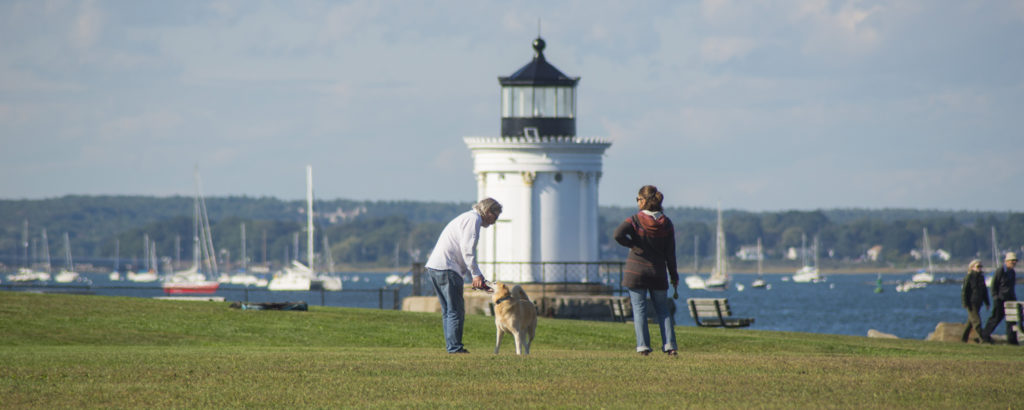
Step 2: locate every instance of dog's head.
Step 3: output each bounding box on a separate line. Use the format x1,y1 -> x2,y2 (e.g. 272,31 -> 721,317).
491,282 -> 510,303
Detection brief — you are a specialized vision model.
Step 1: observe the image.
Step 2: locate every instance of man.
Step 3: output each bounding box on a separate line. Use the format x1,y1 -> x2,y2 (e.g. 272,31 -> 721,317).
424,198 -> 502,354
982,252 -> 1018,345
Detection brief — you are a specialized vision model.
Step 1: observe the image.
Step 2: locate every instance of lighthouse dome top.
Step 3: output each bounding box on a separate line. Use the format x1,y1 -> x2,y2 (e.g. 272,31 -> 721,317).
499,37 -> 579,87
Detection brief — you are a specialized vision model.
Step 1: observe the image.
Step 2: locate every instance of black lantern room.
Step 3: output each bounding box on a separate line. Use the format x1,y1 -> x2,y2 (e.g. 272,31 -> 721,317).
499,37 -> 579,138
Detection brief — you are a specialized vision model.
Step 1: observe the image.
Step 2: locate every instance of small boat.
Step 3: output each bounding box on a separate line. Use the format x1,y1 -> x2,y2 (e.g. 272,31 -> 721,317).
895,280 -> 926,292
791,234 -> 823,283
54,233 -> 82,283
703,204 -> 729,291
911,228 -> 935,283
751,238 -> 767,289
162,169 -> 220,295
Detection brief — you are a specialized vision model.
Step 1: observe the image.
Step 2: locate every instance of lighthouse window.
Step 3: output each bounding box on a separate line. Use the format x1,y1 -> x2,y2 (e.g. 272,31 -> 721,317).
554,172 -> 563,183
502,86 -> 575,118
534,87 -> 557,117
557,87 -> 575,118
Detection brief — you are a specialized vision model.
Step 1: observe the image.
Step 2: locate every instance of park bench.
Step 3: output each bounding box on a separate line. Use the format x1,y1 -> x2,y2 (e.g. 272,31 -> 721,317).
1005,301 -> 1024,340
686,298 -> 754,328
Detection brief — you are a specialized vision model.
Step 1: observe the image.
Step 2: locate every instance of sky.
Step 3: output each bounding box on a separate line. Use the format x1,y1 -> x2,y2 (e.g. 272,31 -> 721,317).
1,0 -> 1022,212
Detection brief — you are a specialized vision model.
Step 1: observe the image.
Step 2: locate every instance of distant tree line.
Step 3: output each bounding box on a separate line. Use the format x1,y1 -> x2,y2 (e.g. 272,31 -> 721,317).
0,196 -> 1020,270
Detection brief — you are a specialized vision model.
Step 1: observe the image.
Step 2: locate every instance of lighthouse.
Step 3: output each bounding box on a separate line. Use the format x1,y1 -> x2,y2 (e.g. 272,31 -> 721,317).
464,37 -> 611,283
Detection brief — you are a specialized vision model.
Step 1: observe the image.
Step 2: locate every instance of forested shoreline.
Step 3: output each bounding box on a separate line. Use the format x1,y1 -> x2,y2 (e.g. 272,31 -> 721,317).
1,195 -> 1020,270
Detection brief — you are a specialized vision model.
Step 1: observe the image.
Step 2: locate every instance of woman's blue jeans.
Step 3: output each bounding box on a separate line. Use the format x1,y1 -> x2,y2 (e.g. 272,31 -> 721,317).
428,268 -> 465,353
628,287 -> 677,353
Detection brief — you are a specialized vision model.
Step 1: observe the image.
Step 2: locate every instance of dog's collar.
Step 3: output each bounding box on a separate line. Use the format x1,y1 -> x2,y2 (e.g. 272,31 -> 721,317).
494,295 -> 512,305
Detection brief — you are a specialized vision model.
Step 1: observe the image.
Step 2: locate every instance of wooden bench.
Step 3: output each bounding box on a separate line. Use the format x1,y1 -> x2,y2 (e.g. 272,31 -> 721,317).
1005,301 -> 1024,340
687,298 -> 754,328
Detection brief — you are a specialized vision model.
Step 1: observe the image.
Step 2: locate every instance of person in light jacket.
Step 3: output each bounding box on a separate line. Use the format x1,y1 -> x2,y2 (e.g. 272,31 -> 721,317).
424,198 -> 502,354
961,259 -> 990,343
613,185 -> 679,356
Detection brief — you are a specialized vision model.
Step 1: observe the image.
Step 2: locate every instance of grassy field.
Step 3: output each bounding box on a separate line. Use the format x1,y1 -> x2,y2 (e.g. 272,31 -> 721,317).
1,291 -> 1022,408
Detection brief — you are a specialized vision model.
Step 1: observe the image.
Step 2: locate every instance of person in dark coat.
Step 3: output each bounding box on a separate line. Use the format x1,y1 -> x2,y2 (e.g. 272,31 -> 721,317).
982,252 -> 1018,345
961,259 -> 990,343
613,185 -> 679,356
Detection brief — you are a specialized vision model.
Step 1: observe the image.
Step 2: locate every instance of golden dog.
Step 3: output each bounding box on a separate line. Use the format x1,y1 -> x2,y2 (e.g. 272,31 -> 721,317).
492,282 -> 537,355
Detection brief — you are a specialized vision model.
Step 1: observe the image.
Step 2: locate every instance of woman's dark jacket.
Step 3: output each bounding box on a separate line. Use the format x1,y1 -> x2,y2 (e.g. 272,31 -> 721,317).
962,270 -> 990,309
613,211 -> 679,290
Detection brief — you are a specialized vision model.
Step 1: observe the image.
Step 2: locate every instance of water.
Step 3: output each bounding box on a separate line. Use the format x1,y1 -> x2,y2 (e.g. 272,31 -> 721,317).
3,271 -> 999,340
680,273 -> 981,340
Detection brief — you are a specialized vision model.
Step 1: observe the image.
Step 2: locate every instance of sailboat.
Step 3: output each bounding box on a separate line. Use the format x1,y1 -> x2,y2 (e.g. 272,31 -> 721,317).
269,166 -> 342,291
126,235 -> 159,282
792,234 -> 822,283
54,232 -> 82,283
703,204 -> 729,290
162,169 -> 220,295
108,239 -> 122,281
751,237 -> 767,289
911,228 -> 935,283
7,224 -> 51,283
684,235 -> 706,289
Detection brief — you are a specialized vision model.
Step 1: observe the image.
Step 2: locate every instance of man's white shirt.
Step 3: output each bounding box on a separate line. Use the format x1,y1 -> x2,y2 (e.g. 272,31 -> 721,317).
425,210 -> 484,278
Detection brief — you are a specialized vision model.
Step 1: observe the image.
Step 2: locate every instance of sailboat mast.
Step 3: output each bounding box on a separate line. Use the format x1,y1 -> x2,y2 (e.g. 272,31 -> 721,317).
64,232 -> 73,271
991,226 -> 999,270
693,235 -> 699,274
307,165 -> 315,272
923,227 -> 933,273
41,229 -> 51,272
114,238 -> 120,272
715,204 -> 726,279
757,237 -> 763,276
240,223 -> 247,272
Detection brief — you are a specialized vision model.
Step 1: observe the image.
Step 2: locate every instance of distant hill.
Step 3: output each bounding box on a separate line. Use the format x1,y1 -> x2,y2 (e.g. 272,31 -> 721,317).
0,195 -> 1019,270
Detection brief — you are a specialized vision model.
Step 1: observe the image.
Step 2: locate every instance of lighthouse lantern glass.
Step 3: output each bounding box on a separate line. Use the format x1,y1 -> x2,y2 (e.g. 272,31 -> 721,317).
501,86 -> 575,119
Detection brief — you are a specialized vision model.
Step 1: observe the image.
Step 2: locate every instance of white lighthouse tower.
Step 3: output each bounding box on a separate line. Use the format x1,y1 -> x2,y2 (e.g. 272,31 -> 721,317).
464,37 -> 611,283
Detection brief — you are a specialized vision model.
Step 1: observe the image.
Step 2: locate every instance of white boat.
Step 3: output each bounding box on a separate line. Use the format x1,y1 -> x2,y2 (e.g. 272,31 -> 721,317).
751,238 -> 767,289
54,232 -> 81,283
7,267 -> 50,282
162,169 -> 221,295
109,239 -> 122,281
684,274 -> 706,290
269,166 -> 342,292
127,270 -> 159,282
268,260 -> 314,291
684,234 -> 705,289
703,204 -> 729,290
896,280 -> 927,292
911,228 -> 935,283
791,234 -> 823,283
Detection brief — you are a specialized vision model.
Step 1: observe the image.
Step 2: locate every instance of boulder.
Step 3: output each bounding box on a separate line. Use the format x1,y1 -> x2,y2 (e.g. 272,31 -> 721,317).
926,322 -> 967,342
867,329 -> 898,339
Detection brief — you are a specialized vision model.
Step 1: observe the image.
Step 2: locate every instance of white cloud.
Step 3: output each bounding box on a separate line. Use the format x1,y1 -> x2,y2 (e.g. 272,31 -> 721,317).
70,0 -> 102,51
700,36 -> 758,64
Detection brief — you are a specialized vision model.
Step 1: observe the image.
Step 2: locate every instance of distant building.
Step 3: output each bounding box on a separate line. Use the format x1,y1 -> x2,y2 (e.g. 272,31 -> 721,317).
866,245 -> 883,262
736,245 -> 762,261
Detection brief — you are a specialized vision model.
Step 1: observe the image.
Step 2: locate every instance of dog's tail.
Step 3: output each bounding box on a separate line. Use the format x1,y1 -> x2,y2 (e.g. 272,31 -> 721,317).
510,285 -> 530,302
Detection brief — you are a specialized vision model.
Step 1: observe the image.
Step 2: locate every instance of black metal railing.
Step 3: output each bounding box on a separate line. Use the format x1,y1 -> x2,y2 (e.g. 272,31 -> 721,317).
0,283 -> 402,310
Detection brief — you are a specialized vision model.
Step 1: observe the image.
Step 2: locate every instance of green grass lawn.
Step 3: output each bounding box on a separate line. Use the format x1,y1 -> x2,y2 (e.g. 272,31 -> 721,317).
1,291 -> 1022,408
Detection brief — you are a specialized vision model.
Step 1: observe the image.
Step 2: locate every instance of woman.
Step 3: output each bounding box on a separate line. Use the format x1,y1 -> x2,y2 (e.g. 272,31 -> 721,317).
613,185 -> 679,356
961,259 -> 990,343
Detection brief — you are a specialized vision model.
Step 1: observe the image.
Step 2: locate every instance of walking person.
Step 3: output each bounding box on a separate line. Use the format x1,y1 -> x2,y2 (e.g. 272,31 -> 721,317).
982,252 -> 1018,345
961,259 -> 990,343
424,198 -> 502,354
613,185 -> 679,356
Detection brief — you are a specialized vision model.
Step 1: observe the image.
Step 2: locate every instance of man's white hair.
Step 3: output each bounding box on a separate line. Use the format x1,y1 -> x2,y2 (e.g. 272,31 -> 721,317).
473,197 -> 502,216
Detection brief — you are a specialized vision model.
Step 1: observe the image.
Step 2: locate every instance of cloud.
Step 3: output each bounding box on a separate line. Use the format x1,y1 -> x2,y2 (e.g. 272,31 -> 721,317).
700,36 -> 758,64
70,0 -> 102,51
